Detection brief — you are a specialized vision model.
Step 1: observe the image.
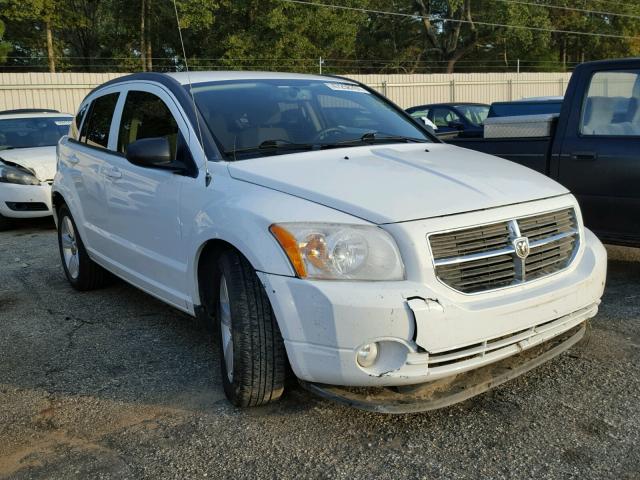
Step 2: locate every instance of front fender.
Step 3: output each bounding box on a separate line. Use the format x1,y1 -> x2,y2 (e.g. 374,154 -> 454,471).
183,165 -> 370,305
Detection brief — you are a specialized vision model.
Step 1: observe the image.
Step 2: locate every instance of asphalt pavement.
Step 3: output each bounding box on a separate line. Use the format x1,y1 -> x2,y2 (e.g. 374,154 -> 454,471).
1,219 -> 638,479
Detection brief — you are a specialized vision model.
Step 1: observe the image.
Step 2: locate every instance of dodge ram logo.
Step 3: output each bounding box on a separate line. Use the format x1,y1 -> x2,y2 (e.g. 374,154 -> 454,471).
513,237 -> 530,259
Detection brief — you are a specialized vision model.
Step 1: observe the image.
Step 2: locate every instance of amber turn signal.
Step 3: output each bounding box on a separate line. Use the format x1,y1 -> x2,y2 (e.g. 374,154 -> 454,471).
269,224 -> 307,278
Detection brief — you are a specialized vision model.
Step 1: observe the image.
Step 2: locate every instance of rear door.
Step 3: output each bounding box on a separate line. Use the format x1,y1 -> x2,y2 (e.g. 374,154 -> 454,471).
103,84 -> 195,308
64,90 -> 120,253
557,67 -> 640,244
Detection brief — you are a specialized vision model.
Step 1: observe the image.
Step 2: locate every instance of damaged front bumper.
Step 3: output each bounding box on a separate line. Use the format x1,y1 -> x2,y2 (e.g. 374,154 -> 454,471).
258,227 -> 606,389
299,323 -> 588,414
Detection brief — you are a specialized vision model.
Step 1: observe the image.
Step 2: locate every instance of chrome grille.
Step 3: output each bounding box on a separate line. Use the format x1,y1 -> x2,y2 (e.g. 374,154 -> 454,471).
429,208 -> 579,294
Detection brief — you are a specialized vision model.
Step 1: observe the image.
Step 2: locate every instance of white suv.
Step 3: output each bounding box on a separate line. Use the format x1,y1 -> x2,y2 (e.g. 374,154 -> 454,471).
0,109 -> 72,229
53,72 -> 607,412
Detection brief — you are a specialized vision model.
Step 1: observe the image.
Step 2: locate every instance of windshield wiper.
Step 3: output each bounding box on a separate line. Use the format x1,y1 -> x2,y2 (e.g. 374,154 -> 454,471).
226,139 -> 320,158
320,132 -> 428,149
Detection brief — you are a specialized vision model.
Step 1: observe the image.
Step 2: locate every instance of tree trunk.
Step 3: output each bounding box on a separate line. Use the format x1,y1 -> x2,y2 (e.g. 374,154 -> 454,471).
146,0 -> 152,71
503,39 -> 508,68
45,19 -> 55,73
140,0 -> 147,71
446,58 -> 456,74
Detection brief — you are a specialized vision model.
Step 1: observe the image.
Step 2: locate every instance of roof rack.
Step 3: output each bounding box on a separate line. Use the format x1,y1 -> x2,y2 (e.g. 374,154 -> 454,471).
0,108 -> 61,114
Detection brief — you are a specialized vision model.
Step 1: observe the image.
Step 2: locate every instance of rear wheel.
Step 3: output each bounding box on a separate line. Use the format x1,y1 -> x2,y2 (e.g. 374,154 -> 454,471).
214,250 -> 286,407
57,205 -> 108,290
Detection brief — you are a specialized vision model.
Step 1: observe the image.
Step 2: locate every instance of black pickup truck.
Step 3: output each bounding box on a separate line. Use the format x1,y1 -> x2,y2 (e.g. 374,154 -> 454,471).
448,58 -> 640,247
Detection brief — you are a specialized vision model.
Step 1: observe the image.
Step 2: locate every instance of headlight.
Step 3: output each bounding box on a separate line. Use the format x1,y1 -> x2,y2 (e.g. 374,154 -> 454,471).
270,223 -> 405,281
0,164 -> 40,185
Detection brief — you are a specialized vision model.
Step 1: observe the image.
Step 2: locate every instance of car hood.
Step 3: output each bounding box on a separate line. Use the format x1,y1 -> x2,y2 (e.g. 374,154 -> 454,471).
0,146 -> 57,182
227,143 -> 569,224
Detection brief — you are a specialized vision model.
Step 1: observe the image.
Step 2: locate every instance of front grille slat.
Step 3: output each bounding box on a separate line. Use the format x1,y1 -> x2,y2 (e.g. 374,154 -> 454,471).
439,261 -> 514,281
429,207 -> 579,293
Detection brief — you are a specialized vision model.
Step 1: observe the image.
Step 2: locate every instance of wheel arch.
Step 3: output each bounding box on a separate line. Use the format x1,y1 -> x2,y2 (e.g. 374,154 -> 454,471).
195,238 -> 237,314
51,191 -> 66,225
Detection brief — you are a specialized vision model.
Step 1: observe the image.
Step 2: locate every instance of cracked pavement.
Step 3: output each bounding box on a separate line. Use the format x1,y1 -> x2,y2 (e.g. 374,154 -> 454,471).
1,219 -> 639,479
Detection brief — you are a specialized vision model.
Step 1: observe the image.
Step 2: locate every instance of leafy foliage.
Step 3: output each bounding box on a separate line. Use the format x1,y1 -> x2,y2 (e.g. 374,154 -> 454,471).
0,0 -> 638,72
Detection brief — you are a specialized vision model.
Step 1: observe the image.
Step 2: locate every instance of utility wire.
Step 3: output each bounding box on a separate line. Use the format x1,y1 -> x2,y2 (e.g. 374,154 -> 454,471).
278,0 -> 640,40
573,0 -> 640,11
492,0 -> 640,20
4,55 -> 584,64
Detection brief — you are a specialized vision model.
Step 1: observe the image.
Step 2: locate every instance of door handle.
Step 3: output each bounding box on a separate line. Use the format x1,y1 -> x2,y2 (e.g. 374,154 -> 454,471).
105,167 -> 122,179
68,154 -> 79,165
570,151 -> 597,161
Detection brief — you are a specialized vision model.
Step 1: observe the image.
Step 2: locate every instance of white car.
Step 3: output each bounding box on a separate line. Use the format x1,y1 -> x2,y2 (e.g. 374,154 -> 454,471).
53,72 -> 607,412
0,109 -> 72,230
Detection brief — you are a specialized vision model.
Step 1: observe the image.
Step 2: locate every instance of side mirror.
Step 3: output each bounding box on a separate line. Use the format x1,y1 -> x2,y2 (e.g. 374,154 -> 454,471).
125,137 -> 186,173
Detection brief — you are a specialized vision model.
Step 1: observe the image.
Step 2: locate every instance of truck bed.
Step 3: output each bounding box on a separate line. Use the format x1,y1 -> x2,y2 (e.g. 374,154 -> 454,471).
446,136 -> 552,175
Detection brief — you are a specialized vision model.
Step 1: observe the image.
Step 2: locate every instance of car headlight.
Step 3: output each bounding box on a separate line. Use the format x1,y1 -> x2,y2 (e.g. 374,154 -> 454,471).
270,223 -> 405,281
0,164 -> 40,185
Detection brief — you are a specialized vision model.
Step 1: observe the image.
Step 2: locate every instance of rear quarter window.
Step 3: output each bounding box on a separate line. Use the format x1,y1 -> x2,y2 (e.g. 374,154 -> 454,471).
70,103 -> 89,140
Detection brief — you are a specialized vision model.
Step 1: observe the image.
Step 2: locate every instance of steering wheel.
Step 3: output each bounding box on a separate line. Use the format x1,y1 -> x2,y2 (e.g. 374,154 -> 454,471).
314,127 -> 345,143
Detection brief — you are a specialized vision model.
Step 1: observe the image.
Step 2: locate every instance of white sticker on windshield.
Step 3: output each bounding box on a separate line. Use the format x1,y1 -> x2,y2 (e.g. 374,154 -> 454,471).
324,83 -> 369,94
55,120 -> 72,126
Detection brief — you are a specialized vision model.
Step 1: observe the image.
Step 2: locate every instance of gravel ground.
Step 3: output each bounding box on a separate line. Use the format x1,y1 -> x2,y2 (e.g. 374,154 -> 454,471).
0,219 -> 638,479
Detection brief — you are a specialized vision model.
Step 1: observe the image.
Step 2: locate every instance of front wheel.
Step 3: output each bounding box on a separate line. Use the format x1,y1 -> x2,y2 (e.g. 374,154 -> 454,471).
57,205 -> 108,291
214,250 -> 286,407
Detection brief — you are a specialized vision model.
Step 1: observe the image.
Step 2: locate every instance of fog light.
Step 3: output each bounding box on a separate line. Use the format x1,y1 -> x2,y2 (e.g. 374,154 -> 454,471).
356,342 -> 379,368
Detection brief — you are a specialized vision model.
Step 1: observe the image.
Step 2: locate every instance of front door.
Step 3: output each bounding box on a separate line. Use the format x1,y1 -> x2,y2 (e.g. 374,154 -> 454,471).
103,85 -> 193,308
557,67 -> 640,245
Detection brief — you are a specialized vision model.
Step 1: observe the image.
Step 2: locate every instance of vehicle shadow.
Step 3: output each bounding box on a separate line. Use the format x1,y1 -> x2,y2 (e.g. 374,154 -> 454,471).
1,216 -> 55,234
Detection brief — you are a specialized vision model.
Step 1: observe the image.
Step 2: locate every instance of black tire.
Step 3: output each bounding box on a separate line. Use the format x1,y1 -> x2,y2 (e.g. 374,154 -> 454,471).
0,213 -> 13,231
57,205 -> 108,291
213,250 -> 286,407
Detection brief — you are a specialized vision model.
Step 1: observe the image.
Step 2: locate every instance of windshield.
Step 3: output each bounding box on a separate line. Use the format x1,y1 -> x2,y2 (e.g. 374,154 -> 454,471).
190,79 -> 431,159
488,102 -> 562,118
454,105 -> 489,125
0,116 -> 72,150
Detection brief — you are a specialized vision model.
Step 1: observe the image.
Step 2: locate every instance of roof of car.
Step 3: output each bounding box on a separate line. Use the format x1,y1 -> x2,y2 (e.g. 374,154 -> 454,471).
0,108 -> 60,114
492,97 -> 563,105
165,71 -> 357,85
0,111 -> 72,120
407,102 -> 489,110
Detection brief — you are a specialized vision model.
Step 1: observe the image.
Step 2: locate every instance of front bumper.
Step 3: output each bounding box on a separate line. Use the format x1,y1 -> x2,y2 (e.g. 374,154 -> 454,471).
0,183 -> 52,218
258,228 -> 607,387
300,323 -> 587,414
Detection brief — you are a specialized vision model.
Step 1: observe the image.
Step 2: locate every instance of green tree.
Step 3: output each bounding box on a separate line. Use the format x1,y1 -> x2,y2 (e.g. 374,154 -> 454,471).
1,0 -> 59,71
0,20 -> 10,64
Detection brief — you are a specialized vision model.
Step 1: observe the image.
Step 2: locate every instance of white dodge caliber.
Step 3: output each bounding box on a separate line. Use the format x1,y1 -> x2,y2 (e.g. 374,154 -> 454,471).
53,72 -> 607,412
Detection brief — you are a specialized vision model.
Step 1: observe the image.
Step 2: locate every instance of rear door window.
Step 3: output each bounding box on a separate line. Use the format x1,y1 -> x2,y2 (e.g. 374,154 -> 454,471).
117,90 -> 180,160
81,92 -> 119,149
580,70 -> 640,136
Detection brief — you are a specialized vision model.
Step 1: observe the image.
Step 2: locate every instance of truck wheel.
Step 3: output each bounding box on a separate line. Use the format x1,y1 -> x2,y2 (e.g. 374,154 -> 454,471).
0,213 -> 12,231
57,205 -> 108,291
214,250 -> 286,407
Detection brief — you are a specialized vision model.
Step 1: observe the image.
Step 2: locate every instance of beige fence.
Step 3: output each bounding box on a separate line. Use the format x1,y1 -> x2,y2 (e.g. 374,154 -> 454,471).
0,71 -> 573,113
